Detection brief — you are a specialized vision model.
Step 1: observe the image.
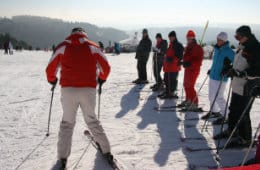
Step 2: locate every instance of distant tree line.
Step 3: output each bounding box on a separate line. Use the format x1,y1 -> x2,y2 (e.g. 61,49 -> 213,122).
0,15 -> 128,49
0,33 -> 32,50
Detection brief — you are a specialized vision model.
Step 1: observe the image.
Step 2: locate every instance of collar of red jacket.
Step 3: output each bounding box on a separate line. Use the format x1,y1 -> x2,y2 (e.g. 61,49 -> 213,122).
65,33 -> 88,45
186,40 -> 198,49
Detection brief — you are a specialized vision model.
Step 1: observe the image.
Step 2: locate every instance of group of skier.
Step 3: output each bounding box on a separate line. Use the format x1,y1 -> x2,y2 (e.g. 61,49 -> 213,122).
133,28 -> 204,111
45,25 -> 260,169
132,26 -> 260,165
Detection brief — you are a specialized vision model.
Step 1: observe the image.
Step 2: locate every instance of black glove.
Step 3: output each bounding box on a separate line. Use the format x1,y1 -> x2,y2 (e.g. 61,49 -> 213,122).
207,70 -> 211,75
49,78 -> 58,86
221,57 -> 233,76
98,78 -> 106,86
223,57 -> 232,67
183,62 -> 191,68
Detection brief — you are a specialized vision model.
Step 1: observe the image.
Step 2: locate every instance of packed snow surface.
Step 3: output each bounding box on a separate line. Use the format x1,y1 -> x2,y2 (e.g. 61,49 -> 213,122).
0,51 -> 259,170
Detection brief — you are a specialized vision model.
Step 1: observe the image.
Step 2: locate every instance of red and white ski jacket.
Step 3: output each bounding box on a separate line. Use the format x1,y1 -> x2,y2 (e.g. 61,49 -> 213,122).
46,33 -> 110,88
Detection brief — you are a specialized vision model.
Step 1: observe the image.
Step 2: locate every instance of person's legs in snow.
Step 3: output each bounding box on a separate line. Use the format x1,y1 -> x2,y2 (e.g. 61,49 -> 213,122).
57,88 -> 79,161
80,88 -> 111,154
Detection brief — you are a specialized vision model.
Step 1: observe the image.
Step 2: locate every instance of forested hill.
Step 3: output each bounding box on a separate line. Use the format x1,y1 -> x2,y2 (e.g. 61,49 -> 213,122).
0,15 -> 128,48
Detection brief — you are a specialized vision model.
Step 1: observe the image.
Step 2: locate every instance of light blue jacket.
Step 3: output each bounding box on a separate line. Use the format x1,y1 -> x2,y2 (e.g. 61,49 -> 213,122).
209,42 -> 235,82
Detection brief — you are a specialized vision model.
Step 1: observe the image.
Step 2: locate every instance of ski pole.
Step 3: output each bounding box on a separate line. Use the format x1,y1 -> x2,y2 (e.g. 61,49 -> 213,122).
201,76 -> 224,132
97,84 -> 102,120
241,123 -> 260,166
151,54 -> 154,82
215,81 -> 232,161
197,75 -> 209,95
155,53 -> 159,86
200,20 -> 209,46
46,84 -> 56,137
222,96 -> 255,150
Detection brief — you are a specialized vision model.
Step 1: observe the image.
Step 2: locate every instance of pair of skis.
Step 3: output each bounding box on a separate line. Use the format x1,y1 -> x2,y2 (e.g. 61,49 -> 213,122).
84,130 -> 123,170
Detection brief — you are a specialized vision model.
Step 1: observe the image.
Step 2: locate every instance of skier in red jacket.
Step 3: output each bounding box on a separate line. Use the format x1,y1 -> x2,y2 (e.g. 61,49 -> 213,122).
158,31 -> 184,99
46,27 -> 112,170
179,30 -> 204,111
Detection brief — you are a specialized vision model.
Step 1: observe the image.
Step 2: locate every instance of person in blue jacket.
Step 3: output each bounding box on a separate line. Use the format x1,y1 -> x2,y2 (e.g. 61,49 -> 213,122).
201,32 -> 235,125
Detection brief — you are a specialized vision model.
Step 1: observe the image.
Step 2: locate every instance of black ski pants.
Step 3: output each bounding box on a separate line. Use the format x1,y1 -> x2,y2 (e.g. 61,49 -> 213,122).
164,72 -> 179,95
137,59 -> 148,81
228,92 -> 254,141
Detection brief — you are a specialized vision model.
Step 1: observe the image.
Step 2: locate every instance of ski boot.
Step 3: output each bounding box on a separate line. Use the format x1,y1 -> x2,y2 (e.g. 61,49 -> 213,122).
51,159 -> 67,170
177,100 -> 190,108
201,112 -> 222,120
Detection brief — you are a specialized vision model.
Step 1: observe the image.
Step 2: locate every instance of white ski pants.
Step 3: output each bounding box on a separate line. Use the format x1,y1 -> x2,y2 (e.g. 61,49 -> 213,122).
57,87 -> 111,159
208,79 -> 229,117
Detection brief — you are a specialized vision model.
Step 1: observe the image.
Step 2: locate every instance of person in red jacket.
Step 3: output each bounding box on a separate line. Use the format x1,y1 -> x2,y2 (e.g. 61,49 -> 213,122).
179,30 -> 204,111
158,31 -> 184,99
46,27 -> 112,170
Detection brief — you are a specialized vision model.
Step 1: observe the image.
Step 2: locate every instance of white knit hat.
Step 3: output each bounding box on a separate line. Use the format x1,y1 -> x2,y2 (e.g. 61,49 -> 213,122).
217,32 -> 228,42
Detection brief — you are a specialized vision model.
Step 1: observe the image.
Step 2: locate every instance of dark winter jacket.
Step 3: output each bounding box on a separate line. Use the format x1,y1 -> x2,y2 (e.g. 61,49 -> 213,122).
242,35 -> 260,77
163,40 -> 184,72
232,35 -> 260,96
135,36 -> 152,61
183,40 -> 204,71
154,39 -> 168,58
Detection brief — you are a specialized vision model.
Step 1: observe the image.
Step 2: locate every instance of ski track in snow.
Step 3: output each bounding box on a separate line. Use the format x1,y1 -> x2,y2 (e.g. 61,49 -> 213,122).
0,50 -> 259,170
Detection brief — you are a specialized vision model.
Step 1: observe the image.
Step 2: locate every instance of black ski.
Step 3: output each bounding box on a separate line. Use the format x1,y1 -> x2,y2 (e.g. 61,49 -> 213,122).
178,107 -> 206,113
177,117 -> 200,121
180,137 -> 205,142
154,109 -> 176,112
154,105 -> 182,110
185,146 -> 221,152
84,130 -> 123,170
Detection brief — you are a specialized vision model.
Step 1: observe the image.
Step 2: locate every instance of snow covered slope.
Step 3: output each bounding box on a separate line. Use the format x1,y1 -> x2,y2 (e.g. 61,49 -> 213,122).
0,51 -> 259,170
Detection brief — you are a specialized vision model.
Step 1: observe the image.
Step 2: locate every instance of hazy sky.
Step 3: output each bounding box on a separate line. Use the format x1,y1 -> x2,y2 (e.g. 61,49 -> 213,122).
1,0 -> 260,29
